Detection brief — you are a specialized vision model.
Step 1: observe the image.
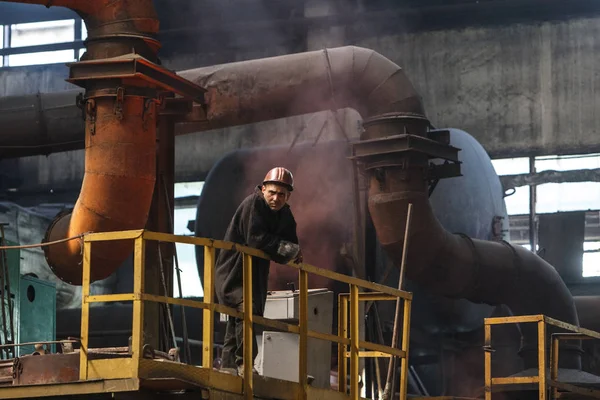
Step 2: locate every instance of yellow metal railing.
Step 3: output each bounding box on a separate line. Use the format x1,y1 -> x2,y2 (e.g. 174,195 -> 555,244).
337,292 -> 411,397
79,229 -> 413,400
484,314 -> 600,400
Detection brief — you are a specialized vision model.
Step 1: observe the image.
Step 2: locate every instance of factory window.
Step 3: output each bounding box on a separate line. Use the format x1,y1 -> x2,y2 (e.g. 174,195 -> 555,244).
583,242 -> 600,278
173,182 -> 205,298
1,18 -> 85,67
535,154 -> 600,214
11,19 -> 74,47
493,154 -> 600,277
0,25 -> 4,67
491,157 -> 530,215
8,49 -> 75,68
492,154 -> 600,215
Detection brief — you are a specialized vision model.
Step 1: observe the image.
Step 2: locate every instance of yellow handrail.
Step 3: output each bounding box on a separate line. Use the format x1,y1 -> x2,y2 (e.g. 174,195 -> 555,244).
484,314 -> 600,400
79,229 -> 413,400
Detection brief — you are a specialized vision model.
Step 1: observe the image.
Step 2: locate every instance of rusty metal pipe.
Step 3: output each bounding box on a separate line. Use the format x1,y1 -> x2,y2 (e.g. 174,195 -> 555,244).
177,46 -> 425,131
364,122 -> 581,368
44,96 -> 156,283
0,46 -> 423,155
0,0 -> 161,284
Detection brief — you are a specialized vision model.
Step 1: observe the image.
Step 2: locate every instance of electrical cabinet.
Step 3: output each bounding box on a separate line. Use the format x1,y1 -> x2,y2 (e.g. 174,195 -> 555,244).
258,289 -> 334,389
19,275 -> 56,355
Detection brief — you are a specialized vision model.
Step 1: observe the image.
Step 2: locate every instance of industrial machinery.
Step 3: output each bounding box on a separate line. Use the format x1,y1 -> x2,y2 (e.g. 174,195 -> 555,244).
0,0 -> 600,399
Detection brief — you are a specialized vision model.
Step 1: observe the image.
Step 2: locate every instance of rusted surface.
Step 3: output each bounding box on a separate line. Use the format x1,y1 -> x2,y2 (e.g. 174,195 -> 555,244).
13,353 -> 80,385
362,116 -> 581,369
0,359 -> 12,386
178,46 -> 425,131
45,96 -> 156,284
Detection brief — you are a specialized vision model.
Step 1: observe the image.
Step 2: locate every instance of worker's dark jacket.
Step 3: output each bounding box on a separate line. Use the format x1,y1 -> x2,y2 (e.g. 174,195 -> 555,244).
214,187 -> 298,313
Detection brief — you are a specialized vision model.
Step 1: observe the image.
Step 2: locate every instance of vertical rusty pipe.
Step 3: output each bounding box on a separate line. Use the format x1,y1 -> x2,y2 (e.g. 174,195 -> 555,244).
44,97 -> 156,283
0,0 -> 161,284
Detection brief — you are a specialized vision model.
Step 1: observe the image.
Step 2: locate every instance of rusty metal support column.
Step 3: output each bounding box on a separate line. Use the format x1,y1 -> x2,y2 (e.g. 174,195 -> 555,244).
158,116 -> 176,298
143,115 -> 176,351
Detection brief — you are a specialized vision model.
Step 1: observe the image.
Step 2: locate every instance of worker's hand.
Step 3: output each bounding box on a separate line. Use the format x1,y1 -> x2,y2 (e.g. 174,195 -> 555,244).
294,249 -> 303,264
277,240 -> 300,263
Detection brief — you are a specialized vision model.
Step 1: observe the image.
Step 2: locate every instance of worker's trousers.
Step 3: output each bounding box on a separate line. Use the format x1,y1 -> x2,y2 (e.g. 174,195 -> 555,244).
221,301 -> 262,368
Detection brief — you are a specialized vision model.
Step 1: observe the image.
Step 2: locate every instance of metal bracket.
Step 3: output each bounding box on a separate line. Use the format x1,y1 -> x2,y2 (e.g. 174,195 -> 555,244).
67,54 -> 207,104
76,92 -> 86,121
11,357 -> 22,380
350,131 -> 462,181
142,98 -> 153,129
85,99 -> 97,135
114,87 -> 125,121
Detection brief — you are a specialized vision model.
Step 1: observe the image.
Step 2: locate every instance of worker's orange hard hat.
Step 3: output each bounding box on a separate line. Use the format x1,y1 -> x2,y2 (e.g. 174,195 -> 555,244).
263,167 -> 294,191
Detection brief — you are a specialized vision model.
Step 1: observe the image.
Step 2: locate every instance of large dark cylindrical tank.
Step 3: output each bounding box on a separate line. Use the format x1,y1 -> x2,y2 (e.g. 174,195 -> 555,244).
195,129 -> 508,334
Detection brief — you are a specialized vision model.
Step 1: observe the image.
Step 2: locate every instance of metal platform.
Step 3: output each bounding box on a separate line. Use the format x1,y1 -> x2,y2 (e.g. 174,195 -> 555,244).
0,230 -> 412,400
485,315 -> 600,400
0,360 -> 349,399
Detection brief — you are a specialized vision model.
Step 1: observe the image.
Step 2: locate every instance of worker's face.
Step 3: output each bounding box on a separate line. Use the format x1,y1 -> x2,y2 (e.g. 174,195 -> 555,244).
262,184 -> 290,211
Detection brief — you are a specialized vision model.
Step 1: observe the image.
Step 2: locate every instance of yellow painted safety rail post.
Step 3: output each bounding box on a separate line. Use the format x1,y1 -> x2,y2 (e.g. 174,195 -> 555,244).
484,315 -> 600,400
80,230 -> 147,382
78,229 -> 412,400
338,292 -> 412,400
242,253 -> 254,399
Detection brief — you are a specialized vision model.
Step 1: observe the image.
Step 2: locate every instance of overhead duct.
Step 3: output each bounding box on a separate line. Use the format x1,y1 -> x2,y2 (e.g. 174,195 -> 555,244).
177,46 -> 425,131
0,0 -> 204,285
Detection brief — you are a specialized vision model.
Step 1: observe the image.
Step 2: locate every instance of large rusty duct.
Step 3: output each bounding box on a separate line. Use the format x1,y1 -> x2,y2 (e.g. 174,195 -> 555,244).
0,3 -> 580,369
0,0 -> 205,284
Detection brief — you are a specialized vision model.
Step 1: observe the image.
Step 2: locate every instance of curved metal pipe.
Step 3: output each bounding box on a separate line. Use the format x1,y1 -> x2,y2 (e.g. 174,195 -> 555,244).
363,118 -> 580,368
177,46 -> 425,131
0,0 -> 161,284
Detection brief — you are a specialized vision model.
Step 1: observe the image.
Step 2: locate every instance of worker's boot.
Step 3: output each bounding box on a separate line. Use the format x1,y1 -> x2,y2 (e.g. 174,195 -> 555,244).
237,365 -> 259,378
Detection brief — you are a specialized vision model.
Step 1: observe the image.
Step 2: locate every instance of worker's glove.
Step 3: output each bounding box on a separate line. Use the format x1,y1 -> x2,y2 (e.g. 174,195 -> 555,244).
277,240 -> 300,263
294,249 -> 303,264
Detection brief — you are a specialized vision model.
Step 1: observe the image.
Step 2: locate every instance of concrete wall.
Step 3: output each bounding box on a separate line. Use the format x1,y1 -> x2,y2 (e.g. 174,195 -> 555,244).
357,17 -> 600,158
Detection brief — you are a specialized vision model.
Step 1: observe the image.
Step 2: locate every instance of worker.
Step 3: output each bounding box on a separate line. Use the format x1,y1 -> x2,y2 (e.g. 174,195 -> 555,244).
215,167 -> 302,377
